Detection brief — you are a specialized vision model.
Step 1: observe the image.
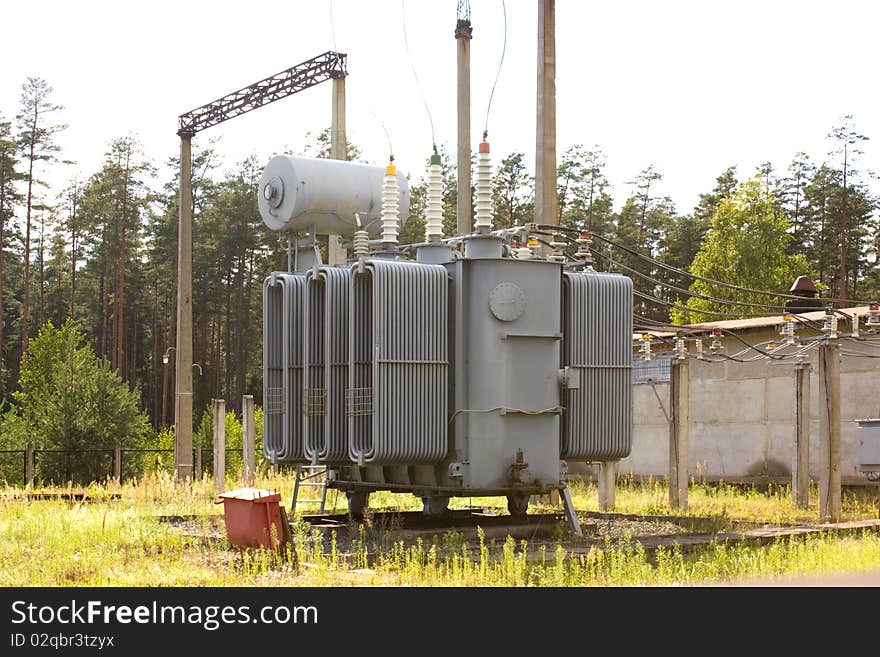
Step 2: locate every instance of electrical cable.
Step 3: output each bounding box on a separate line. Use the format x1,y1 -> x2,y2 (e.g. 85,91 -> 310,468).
401,0 -> 437,152
368,107 -> 395,162
483,0 -> 507,139
539,224 -> 877,306
548,231 -> 840,330
588,247 -> 787,313
329,0 -> 338,52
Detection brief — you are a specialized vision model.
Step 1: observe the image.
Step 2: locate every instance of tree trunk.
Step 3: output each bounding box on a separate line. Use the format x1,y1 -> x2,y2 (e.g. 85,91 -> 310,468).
22,123 -> 36,353
38,212 -> 45,328
99,261 -> 109,360
0,169 -> 6,397
69,189 -> 78,320
839,146 -> 848,301
224,268 -> 233,407
114,149 -> 130,379
152,279 -> 159,429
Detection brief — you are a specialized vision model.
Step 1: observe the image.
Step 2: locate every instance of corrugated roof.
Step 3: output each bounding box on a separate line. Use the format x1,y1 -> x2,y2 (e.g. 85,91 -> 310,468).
634,305 -> 872,339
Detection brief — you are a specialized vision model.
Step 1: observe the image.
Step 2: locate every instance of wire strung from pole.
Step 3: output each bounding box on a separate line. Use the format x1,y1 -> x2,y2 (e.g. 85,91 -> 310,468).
587,247 -> 787,313
540,224 -> 877,306
541,229 -> 834,328
483,0 -> 507,140
369,107 -> 395,162
329,0 -> 338,52
401,0 -> 437,152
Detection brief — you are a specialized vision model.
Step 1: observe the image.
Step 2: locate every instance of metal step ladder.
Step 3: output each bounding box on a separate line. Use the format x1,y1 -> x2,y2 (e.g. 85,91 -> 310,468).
290,464 -> 329,514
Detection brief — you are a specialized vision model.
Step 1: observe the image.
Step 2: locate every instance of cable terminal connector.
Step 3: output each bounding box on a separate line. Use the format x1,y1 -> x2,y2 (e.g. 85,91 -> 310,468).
673,333 -> 687,361
779,314 -> 796,345
709,329 -> 724,353
639,334 -> 653,362
574,233 -> 594,268
821,308 -> 838,339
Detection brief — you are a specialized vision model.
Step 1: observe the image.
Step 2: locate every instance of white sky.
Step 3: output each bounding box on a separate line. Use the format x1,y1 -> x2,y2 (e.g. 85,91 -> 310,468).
2,0 -> 879,215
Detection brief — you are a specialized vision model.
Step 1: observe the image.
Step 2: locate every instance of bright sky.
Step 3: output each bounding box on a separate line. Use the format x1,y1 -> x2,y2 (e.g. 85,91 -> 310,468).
2,0 -> 879,215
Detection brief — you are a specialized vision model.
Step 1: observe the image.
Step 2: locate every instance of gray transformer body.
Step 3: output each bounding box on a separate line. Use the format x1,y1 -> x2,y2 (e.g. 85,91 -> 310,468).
263,251 -> 633,504
448,258 -> 563,491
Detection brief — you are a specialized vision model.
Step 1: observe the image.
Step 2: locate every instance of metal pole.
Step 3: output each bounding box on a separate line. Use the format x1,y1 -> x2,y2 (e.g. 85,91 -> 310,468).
174,134 -> 194,483
669,359 -> 689,510
243,394 -> 256,487
328,73 -> 348,265
213,398 -> 226,494
818,342 -> 841,522
535,0 -> 558,227
793,364 -> 811,508
455,16 -> 473,236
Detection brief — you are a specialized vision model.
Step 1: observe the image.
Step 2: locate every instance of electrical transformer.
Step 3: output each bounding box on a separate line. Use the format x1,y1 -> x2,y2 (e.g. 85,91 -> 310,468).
260,155 -> 632,516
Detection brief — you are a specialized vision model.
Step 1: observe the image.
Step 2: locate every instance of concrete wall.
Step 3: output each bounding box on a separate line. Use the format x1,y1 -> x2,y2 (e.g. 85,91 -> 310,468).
619,331 -> 880,485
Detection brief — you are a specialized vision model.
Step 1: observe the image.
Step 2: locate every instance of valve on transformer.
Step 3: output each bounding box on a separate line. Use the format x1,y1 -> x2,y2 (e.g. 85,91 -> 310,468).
765,340 -> 777,360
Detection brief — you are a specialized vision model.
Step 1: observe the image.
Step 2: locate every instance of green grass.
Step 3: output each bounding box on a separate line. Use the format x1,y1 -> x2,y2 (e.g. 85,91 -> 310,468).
1,471 -> 878,586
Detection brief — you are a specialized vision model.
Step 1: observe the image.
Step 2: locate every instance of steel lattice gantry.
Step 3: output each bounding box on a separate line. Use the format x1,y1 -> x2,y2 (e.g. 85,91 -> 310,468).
177,51 -> 347,136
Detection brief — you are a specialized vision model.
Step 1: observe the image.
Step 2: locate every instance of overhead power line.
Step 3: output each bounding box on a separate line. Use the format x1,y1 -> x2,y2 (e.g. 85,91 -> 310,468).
538,224 -> 877,307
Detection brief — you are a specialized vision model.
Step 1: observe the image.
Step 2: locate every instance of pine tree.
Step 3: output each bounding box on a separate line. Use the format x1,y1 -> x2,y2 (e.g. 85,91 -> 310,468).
0,116 -> 23,396
16,78 -> 67,353
492,152 -> 532,229
827,115 -> 869,301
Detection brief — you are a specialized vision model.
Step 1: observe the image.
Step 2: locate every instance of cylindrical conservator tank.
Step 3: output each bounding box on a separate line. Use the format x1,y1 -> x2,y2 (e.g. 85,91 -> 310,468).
258,155 -> 410,236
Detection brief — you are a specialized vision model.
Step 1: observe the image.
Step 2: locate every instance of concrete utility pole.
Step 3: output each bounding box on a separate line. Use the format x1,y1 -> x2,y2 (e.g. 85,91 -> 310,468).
455,13 -> 473,236
818,343 -> 841,522
598,461 -> 619,511
328,71 -> 348,265
535,0 -> 558,226
172,52 -> 347,482
213,398 -> 226,494
669,359 -> 689,510
793,364 -> 811,508
242,395 -> 256,487
174,135 -> 194,484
